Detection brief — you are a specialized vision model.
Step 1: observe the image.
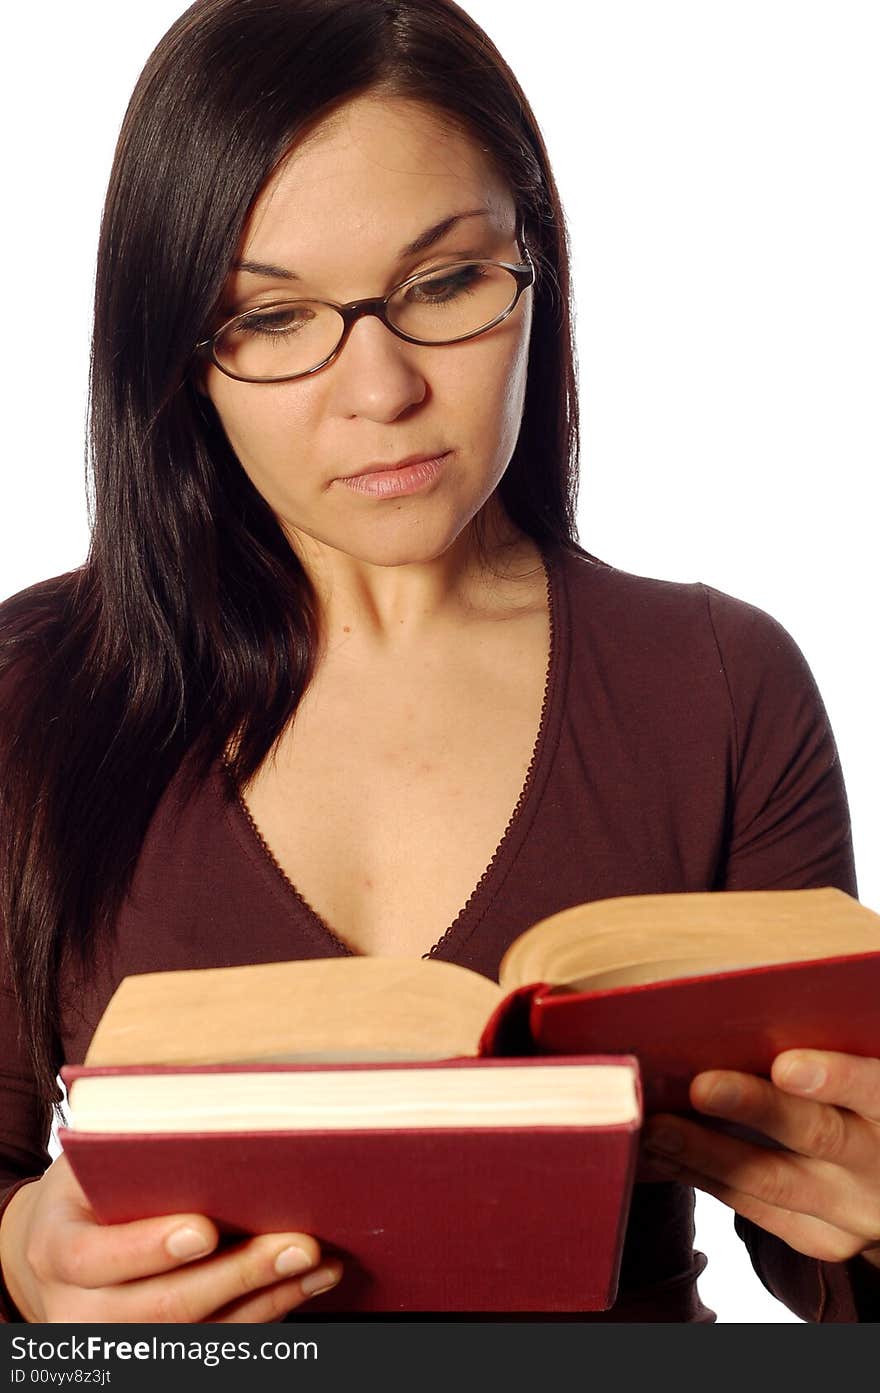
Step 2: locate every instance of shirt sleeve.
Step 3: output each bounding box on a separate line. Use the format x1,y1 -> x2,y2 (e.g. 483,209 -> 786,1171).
703,582 -> 880,1322
0,656 -> 56,1322
0,957 -> 54,1321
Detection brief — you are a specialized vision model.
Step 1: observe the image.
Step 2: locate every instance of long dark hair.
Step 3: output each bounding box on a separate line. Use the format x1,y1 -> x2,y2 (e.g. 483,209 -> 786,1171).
0,0 -> 582,1114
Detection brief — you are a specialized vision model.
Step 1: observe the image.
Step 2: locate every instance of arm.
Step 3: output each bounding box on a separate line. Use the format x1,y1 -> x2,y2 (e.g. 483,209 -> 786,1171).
673,586 -> 880,1321
0,912 -> 344,1323
0,650 -> 344,1324
0,824 -> 344,1323
0,972 -> 56,1322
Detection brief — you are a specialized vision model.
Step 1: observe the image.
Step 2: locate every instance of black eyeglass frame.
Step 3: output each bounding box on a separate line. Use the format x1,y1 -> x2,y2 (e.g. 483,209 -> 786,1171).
193,244 -> 536,384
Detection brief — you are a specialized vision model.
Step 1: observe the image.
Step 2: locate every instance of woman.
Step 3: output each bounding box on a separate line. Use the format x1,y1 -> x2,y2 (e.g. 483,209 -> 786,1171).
1,0 -> 879,1323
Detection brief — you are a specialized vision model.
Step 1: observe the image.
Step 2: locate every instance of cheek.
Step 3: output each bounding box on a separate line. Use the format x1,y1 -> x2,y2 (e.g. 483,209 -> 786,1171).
500,325 -> 532,419
207,378 -> 317,478
444,314 -> 531,451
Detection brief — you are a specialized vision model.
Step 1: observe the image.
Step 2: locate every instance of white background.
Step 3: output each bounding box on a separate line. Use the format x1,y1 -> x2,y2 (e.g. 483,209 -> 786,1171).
2,1 -> 877,1322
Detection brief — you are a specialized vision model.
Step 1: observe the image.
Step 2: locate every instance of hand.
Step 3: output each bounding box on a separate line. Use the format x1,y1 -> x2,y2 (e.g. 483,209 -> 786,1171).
0,1154 -> 343,1322
641,1049 -> 880,1269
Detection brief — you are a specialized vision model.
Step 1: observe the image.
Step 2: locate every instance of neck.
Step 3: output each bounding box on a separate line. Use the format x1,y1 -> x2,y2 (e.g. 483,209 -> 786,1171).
285,499 -> 545,655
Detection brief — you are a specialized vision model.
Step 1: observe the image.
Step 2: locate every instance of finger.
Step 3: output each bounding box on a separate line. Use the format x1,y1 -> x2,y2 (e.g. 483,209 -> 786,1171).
771,1050 -> 880,1123
653,1160 -> 867,1264
42,1206 -> 221,1290
690,1069 -> 878,1172
93,1232 -> 326,1324
41,1159 -> 223,1288
213,1261 -> 344,1323
645,1111 -> 880,1240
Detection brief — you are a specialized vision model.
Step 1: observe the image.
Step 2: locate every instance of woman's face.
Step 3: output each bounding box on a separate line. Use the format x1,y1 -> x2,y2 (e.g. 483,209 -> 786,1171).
204,94 -> 533,570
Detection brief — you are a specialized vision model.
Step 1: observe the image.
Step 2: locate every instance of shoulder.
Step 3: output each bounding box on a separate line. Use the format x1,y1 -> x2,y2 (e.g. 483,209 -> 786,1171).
0,567 -> 85,637
0,568 -> 87,715
553,545 -> 830,768
556,543 -> 808,675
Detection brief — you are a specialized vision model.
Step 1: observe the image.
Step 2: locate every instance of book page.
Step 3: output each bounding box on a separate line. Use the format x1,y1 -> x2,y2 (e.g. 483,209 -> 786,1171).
499,888 -> 880,992
68,1062 -> 640,1133
85,957 -> 504,1067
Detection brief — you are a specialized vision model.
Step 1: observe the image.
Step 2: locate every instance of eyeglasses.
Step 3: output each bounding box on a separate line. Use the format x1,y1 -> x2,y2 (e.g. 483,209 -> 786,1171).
194,246 -> 535,384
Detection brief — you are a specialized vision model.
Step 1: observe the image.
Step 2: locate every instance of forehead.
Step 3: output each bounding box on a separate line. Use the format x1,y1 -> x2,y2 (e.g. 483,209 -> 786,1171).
241,94 -> 515,263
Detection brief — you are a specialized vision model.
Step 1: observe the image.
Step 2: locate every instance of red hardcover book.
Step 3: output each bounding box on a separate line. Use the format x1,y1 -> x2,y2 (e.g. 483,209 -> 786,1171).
59,889 -> 880,1312
60,1055 -> 642,1313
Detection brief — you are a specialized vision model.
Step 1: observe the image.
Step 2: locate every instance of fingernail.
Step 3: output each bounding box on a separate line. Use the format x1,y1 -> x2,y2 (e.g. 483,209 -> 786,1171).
704,1079 -> 740,1112
781,1058 -> 826,1093
645,1123 -> 684,1155
275,1245 -> 314,1277
166,1226 -> 212,1259
301,1263 -> 343,1296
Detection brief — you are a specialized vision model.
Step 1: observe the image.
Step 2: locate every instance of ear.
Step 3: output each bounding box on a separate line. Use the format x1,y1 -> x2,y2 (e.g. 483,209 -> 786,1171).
186,373 -> 218,429
189,358 -> 211,399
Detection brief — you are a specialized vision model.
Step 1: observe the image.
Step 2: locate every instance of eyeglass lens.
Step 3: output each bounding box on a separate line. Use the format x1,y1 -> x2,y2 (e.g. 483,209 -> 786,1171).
213,262 -> 521,381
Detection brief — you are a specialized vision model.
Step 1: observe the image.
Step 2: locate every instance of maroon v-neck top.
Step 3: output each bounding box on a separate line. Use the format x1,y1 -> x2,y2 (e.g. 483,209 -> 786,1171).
2,541 -> 879,1321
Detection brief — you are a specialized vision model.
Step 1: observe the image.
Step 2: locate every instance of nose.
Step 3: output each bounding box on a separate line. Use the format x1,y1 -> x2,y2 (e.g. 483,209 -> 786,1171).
328,314 -> 427,422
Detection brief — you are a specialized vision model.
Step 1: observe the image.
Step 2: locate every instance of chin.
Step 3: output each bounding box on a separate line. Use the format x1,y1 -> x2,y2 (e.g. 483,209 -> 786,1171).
281,468 -> 504,568
302,512 -> 479,570
340,528 -> 467,569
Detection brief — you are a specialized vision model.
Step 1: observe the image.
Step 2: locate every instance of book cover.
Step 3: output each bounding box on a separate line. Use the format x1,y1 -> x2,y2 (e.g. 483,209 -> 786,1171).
484,951 -> 880,1113
60,1055 -> 642,1314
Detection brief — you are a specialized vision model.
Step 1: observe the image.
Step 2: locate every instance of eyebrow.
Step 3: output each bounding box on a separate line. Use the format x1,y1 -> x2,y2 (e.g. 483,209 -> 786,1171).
234,209 -> 493,281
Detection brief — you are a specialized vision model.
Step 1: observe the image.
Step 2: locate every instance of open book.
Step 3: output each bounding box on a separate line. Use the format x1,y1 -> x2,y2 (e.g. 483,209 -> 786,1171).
79,886 -> 880,1101
60,887 -> 880,1314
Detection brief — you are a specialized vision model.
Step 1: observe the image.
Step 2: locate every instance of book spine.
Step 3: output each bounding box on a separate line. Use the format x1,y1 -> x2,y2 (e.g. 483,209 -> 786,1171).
476,982 -> 550,1057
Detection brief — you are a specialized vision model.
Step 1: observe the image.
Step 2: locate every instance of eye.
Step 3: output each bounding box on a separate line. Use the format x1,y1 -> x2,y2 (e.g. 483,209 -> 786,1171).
232,304 -> 317,339
406,263 -> 490,307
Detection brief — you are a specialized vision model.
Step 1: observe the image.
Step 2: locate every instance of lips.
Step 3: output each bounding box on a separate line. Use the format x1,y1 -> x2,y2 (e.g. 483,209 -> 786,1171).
340,450 -> 450,480
337,453 -> 448,499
